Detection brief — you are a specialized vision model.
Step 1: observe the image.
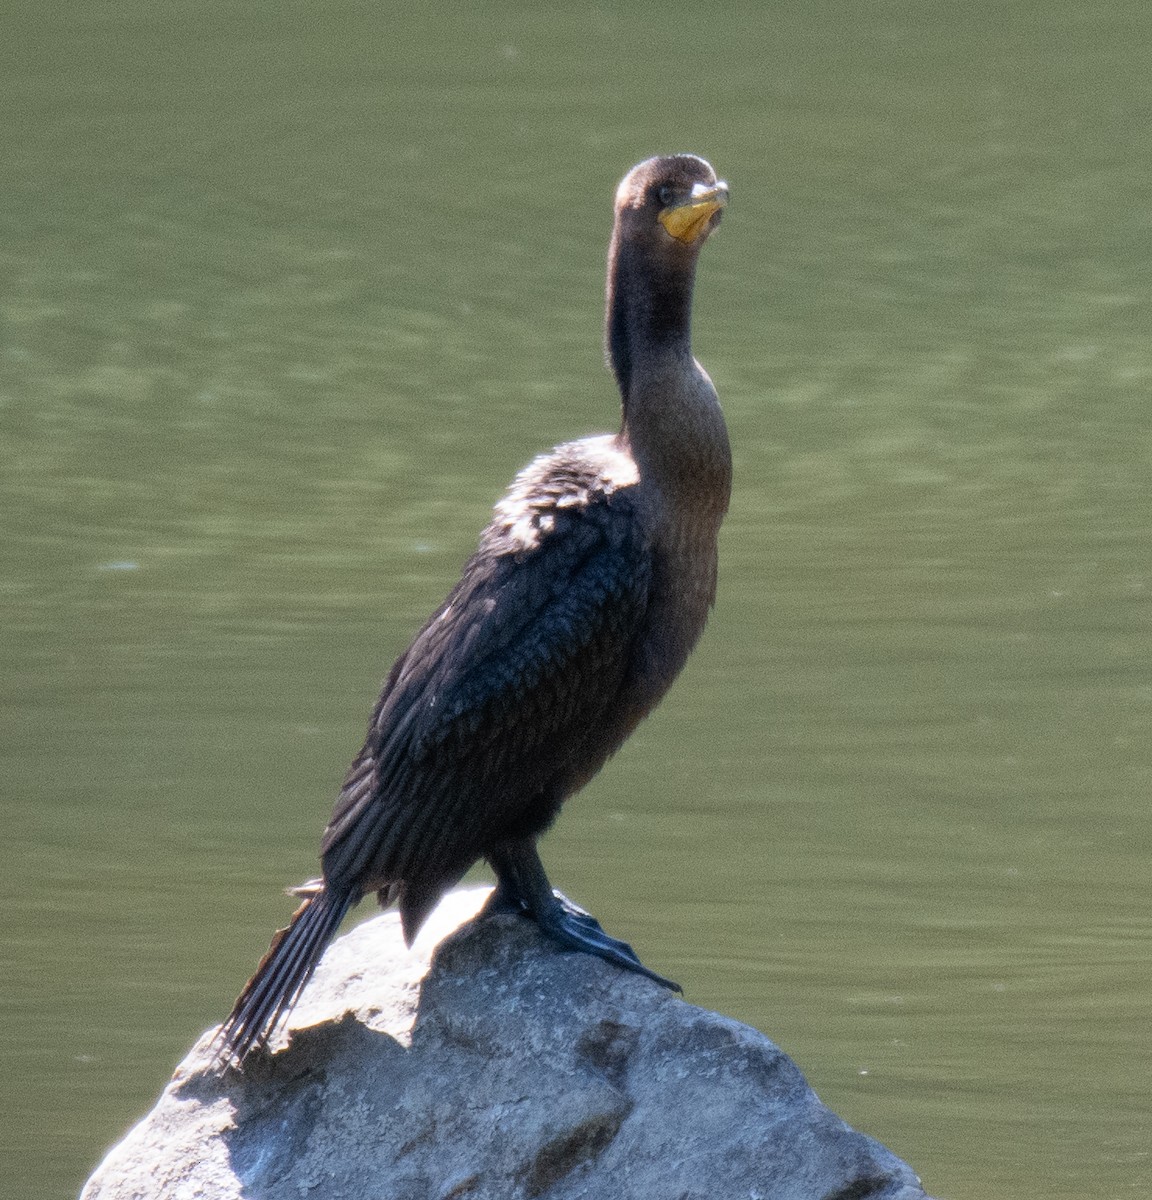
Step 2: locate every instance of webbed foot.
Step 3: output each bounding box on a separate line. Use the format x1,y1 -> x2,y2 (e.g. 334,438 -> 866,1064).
484,840 -> 681,992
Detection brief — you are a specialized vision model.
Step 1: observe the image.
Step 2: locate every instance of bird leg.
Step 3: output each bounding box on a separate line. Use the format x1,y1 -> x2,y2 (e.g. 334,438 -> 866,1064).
483,839 -> 681,991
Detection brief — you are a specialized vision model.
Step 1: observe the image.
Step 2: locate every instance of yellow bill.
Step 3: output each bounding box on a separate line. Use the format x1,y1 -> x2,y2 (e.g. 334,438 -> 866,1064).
658,182 -> 729,244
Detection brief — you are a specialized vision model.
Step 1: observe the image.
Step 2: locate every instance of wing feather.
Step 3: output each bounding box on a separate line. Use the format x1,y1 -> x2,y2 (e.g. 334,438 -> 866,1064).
320,483 -> 651,903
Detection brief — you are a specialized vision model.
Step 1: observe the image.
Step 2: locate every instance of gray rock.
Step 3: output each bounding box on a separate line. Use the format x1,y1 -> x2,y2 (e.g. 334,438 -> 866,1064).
82,888 -> 933,1200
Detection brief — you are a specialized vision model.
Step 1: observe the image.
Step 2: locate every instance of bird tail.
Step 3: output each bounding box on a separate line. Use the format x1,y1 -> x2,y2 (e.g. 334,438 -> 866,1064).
213,883 -> 356,1067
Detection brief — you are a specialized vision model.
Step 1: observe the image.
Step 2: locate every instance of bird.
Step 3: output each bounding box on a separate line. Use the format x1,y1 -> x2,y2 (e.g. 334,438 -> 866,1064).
215,153 -> 731,1066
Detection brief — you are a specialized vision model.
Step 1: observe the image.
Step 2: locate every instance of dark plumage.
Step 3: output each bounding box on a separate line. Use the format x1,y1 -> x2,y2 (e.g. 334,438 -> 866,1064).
216,154 -> 731,1065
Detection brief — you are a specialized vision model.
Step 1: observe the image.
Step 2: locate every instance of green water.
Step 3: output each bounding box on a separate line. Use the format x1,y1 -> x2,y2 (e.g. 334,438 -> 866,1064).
3,2 -> 1150,1197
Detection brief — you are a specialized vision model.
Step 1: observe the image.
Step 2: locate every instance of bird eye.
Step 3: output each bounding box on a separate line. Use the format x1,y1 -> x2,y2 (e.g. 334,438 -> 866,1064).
657,185 -> 676,206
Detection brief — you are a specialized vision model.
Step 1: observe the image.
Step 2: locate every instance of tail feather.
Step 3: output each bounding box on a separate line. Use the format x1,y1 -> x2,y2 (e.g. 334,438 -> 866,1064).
214,886 -> 356,1067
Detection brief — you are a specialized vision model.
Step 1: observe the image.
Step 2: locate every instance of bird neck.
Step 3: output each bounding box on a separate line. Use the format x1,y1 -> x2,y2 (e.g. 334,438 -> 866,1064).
606,238 -> 731,516
607,238 -> 696,398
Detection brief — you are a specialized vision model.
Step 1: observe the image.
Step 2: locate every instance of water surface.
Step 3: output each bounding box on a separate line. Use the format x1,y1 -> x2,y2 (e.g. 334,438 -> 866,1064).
2,3 -> 1150,1197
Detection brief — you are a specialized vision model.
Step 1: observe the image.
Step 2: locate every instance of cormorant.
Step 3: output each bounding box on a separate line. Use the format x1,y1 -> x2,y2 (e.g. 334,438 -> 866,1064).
216,154 -> 731,1065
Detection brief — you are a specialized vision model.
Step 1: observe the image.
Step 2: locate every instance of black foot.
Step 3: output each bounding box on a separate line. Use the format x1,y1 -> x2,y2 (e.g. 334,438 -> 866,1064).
536,888 -> 681,990
484,841 -> 681,992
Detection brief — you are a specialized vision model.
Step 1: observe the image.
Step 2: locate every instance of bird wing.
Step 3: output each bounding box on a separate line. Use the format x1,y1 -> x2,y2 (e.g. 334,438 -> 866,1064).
319,484 -> 652,899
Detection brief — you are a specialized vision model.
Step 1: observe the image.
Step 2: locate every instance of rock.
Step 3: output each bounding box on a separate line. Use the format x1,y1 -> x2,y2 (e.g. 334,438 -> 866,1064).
82,888 -> 933,1200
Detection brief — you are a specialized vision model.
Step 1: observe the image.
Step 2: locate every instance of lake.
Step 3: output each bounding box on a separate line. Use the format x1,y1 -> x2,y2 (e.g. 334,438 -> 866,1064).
2,2 -> 1149,1197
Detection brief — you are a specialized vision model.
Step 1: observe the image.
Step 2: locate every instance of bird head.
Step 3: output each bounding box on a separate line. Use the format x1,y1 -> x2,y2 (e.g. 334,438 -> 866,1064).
614,154 -> 729,251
